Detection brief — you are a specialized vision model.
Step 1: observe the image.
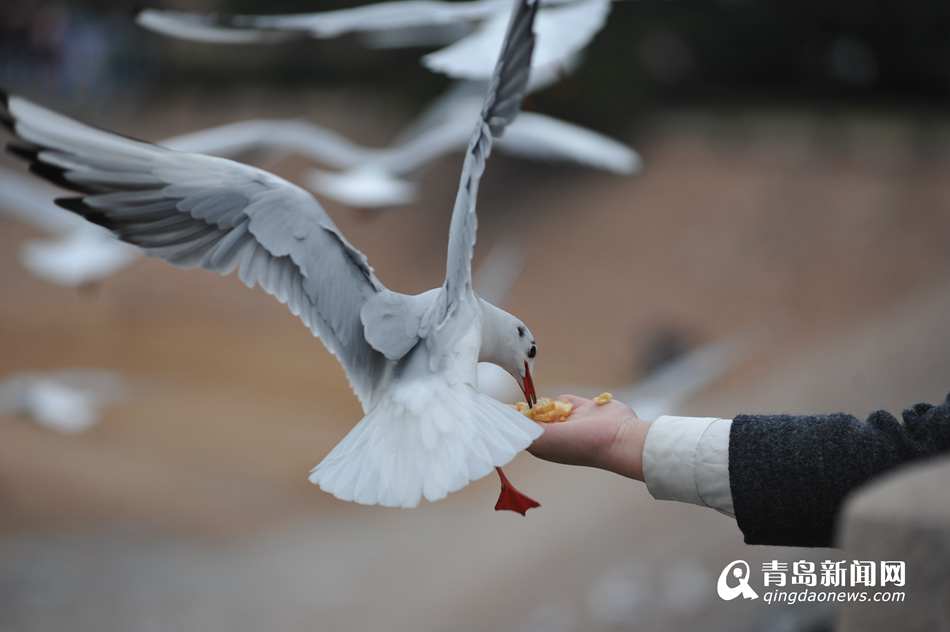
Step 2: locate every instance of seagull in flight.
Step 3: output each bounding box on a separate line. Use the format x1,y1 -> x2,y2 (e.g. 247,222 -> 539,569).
136,0 -> 609,83
0,369 -> 124,434
421,0 -> 610,82
165,82 -> 639,209
2,0 -> 546,512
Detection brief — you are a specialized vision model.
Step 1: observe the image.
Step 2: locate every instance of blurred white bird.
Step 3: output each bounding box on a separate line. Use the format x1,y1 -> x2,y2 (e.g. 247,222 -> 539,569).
0,369 -> 124,433
422,0 -> 610,81
163,81 -> 640,209
2,0 -> 545,512
136,0 -> 609,82
0,167 -> 140,287
137,0 -> 512,44
140,0 -> 636,209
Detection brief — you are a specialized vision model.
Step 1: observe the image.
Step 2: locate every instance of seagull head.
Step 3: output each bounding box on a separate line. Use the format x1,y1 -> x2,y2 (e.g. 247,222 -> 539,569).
478,301 -> 538,407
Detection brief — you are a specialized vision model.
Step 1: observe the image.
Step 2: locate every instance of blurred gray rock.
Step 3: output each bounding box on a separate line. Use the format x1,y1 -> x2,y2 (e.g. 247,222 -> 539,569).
838,456 -> 950,632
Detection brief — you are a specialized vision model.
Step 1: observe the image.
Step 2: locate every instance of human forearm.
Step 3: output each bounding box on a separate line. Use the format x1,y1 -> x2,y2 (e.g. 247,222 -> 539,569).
597,412 -> 652,481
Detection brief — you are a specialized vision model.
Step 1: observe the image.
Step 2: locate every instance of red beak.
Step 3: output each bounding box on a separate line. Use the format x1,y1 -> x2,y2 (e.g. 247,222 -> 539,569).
521,361 -> 537,407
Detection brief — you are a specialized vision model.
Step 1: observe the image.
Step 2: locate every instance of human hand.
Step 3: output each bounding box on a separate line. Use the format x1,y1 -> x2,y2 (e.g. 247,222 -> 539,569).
527,395 -> 652,481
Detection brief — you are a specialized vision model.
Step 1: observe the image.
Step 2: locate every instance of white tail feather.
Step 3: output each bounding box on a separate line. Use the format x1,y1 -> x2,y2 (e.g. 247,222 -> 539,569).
310,380 -> 541,508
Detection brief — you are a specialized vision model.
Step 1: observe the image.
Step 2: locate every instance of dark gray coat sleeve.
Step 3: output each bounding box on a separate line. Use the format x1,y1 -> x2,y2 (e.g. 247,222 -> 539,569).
728,393 -> 950,547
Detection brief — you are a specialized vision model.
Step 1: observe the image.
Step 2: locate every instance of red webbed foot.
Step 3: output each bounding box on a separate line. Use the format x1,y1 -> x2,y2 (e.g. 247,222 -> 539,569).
494,466 -> 541,515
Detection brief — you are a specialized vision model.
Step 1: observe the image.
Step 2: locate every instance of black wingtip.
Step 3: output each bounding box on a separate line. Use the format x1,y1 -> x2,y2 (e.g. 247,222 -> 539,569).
55,197 -> 115,230
7,138 -> 98,195
0,90 -> 12,133
5,142 -> 37,162
53,196 -> 86,214
28,160 -> 94,195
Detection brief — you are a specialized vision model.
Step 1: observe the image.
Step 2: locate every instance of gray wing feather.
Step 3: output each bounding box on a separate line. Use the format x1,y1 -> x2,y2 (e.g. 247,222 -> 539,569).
437,0 -> 538,323
2,95 -> 387,408
162,118 -> 371,168
360,288 -> 440,360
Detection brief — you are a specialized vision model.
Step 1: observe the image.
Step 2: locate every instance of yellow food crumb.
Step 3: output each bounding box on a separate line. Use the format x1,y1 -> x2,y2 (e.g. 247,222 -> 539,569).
514,397 -> 573,422
593,392 -> 613,406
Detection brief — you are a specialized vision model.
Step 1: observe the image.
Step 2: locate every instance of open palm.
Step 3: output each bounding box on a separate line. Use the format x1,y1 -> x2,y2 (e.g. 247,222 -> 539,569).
528,395 -> 651,481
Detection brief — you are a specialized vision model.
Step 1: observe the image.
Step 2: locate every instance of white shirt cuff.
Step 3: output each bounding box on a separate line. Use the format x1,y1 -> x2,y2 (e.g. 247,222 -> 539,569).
642,415 -> 735,517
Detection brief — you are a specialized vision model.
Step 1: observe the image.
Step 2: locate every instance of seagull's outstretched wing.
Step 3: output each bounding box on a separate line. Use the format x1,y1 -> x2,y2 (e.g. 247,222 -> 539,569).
423,0 -> 608,81
499,112 -> 641,174
1,94 -> 387,407
163,119 -> 370,168
376,89 -> 637,176
136,1 -> 505,44
438,0 -> 538,320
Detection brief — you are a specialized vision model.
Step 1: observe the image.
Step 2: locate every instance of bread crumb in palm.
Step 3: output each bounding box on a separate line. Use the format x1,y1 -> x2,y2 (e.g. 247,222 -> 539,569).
593,392 -> 613,406
514,398 -> 573,422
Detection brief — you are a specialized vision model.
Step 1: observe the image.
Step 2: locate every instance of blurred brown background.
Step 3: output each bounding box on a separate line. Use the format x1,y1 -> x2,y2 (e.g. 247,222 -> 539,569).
2,1 -> 950,631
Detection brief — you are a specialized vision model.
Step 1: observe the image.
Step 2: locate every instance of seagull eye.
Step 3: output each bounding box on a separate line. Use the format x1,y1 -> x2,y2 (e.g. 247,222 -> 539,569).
528,345 -> 537,359
517,326 -> 525,338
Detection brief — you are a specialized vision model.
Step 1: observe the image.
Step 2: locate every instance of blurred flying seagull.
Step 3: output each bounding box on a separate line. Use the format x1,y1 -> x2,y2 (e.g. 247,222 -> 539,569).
0,167 -> 140,287
422,0 -> 610,81
137,0 -> 514,44
2,0 -> 546,513
165,83 -> 639,208
141,0 -> 635,209
136,0 -> 609,82
0,369 -> 124,433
